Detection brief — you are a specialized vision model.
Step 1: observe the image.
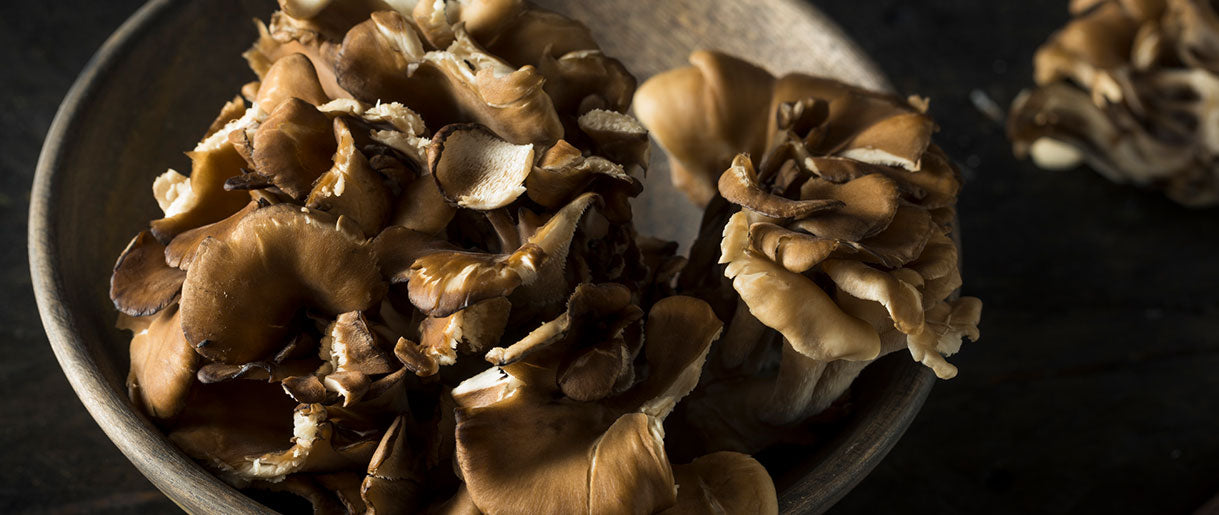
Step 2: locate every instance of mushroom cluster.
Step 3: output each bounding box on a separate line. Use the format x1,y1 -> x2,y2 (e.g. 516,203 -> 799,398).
111,1 -> 777,513
1009,0 -> 1219,206
635,51 -> 982,453
111,2 -> 982,512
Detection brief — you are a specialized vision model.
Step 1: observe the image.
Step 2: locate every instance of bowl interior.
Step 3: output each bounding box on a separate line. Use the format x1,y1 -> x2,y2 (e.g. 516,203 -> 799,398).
31,0 -> 933,513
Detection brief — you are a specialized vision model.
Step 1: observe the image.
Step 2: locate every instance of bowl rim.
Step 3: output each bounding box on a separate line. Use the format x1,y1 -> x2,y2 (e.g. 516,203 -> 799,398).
29,1 -> 934,513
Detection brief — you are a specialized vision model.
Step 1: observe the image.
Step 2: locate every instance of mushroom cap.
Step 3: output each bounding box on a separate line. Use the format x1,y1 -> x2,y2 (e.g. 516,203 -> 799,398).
428,123 -> 534,211
255,53 -> 331,112
245,12 -> 348,100
525,139 -> 639,213
661,452 -> 778,515
306,118 -> 393,236
110,231 -> 186,317
124,305 -> 198,419
149,137 -> 252,243
455,396 -> 674,514
452,295 -> 721,514
404,192 -> 599,317
163,201 -> 259,270
720,211 -> 881,362
719,154 -> 845,219
360,415 -> 427,513
334,12 -> 562,145
251,97 -> 337,200
577,108 -> 651,172
389,173 -> 458,234
633,50 -> 776,206
320,311 -> 395,376
180,204 -> 386,364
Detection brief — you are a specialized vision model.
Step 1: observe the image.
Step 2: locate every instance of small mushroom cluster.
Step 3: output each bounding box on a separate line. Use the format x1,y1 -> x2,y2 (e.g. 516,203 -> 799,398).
1009,0 -> 1219,206
111,2 -> 778,513
635,51 -> 982,453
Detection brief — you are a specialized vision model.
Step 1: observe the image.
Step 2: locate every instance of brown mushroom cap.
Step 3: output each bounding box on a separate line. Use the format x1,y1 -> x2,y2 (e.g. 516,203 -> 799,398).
404,192 -> 599,317
163,201 -> 259,270
123,305 -> 198,419
251,97 -> 337,200
255,53 -> 331,112
661,452 -> 778,515
525,139 -> 638,211
483,283 -> 643,401
360,414 -> 427,514
110,231 -> 186,317
577,108 -> 651,172
428,123 -> 534,210
174,399 -> 377,483
409,297 -> 511,377
719,154 -> 844,219
389,173 -> 457,235
452,295 -> 720,514
320,311 -> 395,376
149,134 -> 252,243
180,204 -> 386,364
245,12 -> 349,101
720,211 -> 881,362
334,12 -> 562,146
306,118 -> 392,236
633,50 -> 776,206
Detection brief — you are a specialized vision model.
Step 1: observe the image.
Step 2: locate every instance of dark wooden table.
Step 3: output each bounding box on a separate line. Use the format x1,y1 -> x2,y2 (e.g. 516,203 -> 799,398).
5,1 -> 1217,513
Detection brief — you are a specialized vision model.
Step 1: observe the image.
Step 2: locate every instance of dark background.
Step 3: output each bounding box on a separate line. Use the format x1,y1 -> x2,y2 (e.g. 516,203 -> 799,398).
4,1 -> 1218,513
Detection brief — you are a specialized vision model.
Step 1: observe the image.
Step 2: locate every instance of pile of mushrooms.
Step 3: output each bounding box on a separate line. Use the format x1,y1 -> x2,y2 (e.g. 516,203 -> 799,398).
1009,0 -> 1219,206
110,2 -> 979,513
635,51 -> 982,453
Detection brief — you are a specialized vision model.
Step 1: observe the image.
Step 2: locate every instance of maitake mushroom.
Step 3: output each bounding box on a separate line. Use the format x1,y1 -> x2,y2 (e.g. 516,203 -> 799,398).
113,3 -> 979,513
1009,0 -> 1219,206
111,2 -> 769,513
635,51 -> 982,451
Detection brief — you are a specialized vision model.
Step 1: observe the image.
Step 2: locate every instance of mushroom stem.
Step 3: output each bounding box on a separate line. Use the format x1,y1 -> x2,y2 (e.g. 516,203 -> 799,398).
485,208 -> 521,253
717,299 -> 770,371
758,342 -> 827,425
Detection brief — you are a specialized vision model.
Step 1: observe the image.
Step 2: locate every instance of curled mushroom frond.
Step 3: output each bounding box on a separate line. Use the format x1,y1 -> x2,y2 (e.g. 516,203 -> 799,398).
180,204 -> 386,364
110,231 -> 186,317
123,305 -> 198,419
409,297 -> 513,377
334,12 -> 561,145
907,296 -> 983,380
484,283 -> 643,401
413,1 -> 635,118
636,50 -> 935,206
634,50 -> 777,206
319,311 -> 396,377
150,104 -> 260,242
577,108 -> 651,173
404,192 -> 600,317
525,139 -> 639,211
189,402 -> 376,483
255,53 -> 331,112
251,97 -> 336,200
719,154 -> 845,220
245,11 -> 348,101
452,295 -> 721,515
277,0 -> 413,41
720,211 -> 881,362
306,118 -> 393,236
429,123 -> 534,210
662,452 -> 778,515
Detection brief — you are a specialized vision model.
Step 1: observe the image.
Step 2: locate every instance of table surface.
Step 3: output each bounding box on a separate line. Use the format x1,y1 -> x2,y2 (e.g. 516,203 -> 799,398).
5,1 -> 1218,513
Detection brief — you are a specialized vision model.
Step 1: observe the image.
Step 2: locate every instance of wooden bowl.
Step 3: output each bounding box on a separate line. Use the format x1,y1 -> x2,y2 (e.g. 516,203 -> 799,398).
29,0 -> 934,512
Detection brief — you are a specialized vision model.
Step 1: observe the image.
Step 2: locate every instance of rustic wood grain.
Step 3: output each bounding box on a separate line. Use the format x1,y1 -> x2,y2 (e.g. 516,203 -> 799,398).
28,1 -> 931,513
